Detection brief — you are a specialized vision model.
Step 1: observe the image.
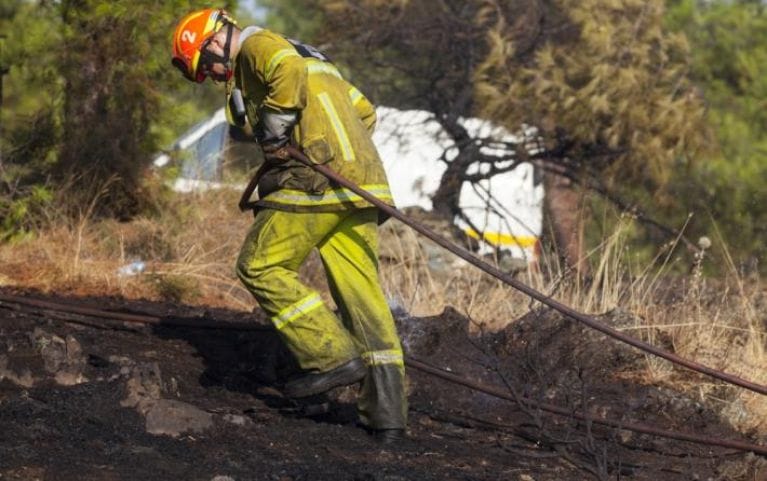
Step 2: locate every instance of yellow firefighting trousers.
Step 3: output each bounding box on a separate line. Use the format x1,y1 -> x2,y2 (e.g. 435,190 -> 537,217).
236,207 -> 407,429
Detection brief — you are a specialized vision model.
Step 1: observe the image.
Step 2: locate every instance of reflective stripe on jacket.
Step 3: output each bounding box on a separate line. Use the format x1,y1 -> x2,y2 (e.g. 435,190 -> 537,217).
230,30 -> 391,213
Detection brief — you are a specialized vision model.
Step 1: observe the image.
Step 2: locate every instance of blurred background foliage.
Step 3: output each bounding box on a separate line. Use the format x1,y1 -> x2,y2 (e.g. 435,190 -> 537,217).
0,0 -> 236,224
0,0 -> 765,274
663,0 -> 767,270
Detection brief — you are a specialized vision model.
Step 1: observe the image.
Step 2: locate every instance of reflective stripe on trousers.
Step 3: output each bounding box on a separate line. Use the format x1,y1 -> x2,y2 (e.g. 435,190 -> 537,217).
272,293 -> 324,331
362,349 -> 404,367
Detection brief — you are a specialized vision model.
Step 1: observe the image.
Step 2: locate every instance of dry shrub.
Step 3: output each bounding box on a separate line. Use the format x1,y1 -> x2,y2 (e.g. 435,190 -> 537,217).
149,273 -> 201,303
0,188 -> 254,307
378,215 -> 766,436
0,190 -> 764,436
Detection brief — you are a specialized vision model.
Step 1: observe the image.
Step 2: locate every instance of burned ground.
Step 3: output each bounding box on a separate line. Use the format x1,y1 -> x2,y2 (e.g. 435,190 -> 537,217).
0,287 -> 765,481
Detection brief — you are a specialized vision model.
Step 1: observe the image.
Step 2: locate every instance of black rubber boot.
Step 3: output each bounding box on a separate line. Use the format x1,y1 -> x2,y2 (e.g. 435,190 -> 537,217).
283,358 -> 366,398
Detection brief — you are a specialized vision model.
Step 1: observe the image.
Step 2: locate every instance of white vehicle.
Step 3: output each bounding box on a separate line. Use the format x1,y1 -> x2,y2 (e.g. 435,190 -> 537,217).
154,107 -> 544,263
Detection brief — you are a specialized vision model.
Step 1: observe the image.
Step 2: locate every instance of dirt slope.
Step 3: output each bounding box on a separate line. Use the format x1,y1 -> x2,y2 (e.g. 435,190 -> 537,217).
0,288 -> 764,481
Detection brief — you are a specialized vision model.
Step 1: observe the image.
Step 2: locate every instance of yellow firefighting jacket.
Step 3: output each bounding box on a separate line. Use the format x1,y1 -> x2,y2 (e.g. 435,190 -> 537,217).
229,29 -> 393,213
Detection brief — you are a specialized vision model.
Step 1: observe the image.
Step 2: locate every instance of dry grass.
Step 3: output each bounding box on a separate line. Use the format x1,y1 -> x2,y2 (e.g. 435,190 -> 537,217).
0,188 -> 255,309
377,214 -> 766,436
0,189 -> 764,435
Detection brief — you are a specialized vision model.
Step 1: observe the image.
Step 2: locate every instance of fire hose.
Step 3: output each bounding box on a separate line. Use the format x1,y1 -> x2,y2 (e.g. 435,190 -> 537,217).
0,292 -> 764,456
282,146 -> 767,397
2,146 -> 765,456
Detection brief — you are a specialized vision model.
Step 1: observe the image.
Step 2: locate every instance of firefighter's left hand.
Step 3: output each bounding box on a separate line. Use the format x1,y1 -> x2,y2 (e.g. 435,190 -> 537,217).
263,144 -> 292,162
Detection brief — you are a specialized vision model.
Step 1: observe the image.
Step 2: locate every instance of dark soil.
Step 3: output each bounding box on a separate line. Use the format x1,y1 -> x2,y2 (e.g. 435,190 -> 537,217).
0,287 -> 764,481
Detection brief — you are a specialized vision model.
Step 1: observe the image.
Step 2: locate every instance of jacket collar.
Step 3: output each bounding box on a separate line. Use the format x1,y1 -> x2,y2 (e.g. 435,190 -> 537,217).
237,26 -> 263,52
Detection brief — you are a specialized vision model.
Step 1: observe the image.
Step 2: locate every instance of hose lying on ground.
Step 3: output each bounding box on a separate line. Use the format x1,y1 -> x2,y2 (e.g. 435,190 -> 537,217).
284,145 -> 767,397
0,292 -> 765,456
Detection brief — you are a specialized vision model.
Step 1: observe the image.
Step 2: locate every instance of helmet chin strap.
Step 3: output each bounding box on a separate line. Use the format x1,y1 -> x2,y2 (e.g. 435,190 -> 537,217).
223,23 -> 234,70
200,24 -> 235,73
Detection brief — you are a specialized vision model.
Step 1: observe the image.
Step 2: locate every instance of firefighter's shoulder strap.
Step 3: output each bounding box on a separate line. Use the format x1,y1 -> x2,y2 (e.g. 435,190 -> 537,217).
283,37 -> 333,64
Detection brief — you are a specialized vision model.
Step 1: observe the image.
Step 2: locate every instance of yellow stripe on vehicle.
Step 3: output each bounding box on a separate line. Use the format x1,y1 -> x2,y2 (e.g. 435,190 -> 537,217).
263,185 -> 393,207
307,61 -> 342,79
317,92 -> 356,162
272,293 -> 324,330
348,87 -> 364,106
265,49 -> 301,82
362,349 -> 404,367
464,229 -> 539,248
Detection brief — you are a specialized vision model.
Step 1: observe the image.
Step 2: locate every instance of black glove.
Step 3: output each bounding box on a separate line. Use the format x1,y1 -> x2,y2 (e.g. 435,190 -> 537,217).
262,140 -> 292,162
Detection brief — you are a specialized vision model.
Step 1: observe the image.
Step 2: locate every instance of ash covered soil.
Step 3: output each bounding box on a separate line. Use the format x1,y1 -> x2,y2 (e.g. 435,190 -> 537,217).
0,287 -> 765,481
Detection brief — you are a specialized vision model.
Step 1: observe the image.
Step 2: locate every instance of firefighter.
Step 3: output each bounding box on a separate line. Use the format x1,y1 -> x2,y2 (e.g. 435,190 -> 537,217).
171,9 -> 407,443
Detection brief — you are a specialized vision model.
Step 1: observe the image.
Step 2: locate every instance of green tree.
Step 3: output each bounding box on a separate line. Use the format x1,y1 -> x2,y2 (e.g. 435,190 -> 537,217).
0,1 -> 63,238
257,0 -> 324,41
665,0 -> 767,270
474,0 -> 708,273
57,0 -> 234,218
1,0 -> 63,183
1,0 -> 234,228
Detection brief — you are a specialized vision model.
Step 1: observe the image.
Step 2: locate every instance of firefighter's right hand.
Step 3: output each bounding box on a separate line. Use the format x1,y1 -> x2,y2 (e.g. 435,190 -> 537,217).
262,141 -> 292,163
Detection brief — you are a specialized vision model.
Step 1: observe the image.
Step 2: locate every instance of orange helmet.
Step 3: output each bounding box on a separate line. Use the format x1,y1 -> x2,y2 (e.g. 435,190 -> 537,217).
171,8 -> 237,83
